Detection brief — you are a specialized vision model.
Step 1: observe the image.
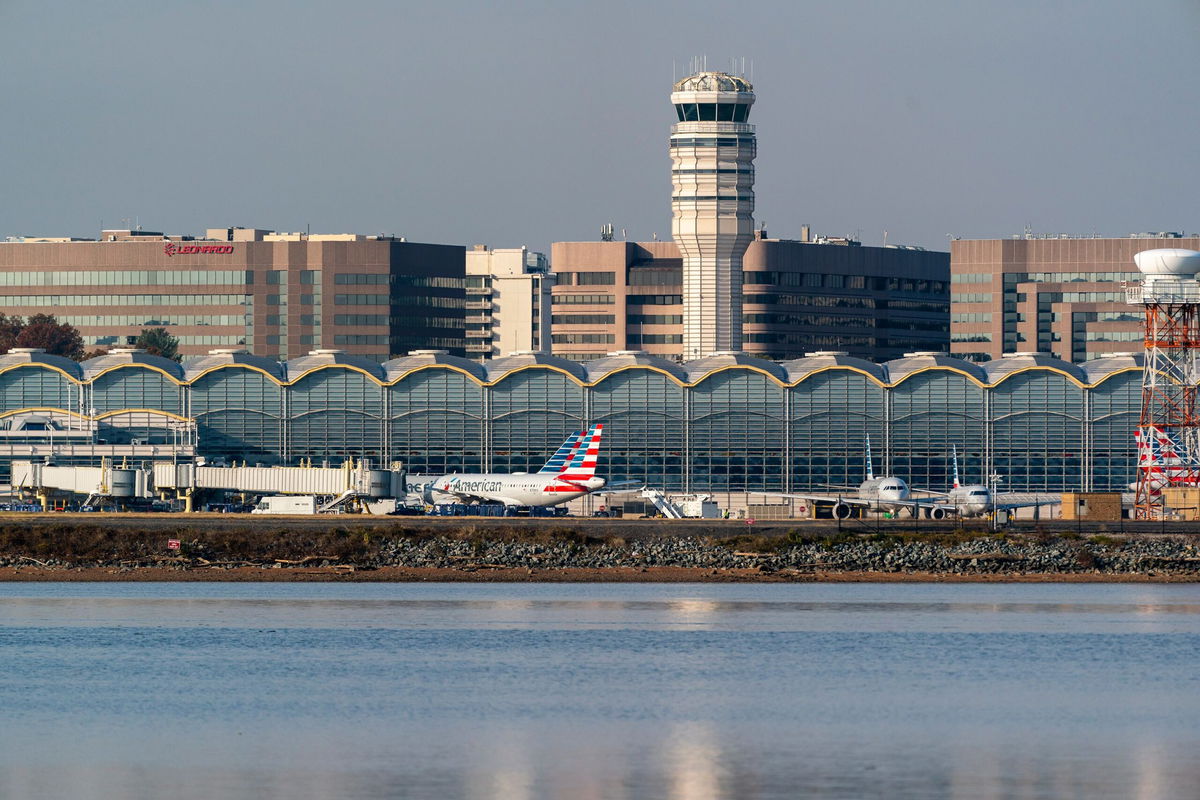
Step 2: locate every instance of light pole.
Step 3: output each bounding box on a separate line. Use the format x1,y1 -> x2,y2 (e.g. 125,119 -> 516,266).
990,472 -> 1003,532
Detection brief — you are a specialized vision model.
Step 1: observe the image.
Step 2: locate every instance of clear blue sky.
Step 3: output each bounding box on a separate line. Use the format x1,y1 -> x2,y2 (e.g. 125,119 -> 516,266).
2,0 -> 1197,253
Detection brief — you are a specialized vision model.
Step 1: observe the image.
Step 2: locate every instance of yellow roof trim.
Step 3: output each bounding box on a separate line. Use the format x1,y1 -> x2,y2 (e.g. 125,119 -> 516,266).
0,407 -> 85,420
185,363 -> 285,385
88,363 -> 184,384
0,362 -> 82,384
94,408 -> 191,422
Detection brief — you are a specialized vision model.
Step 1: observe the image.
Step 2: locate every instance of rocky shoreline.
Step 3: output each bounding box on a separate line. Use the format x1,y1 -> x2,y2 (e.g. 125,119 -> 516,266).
3,528 -> 1199,581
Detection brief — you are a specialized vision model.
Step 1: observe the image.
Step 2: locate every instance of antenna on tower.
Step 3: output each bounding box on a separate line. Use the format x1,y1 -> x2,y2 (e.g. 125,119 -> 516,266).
601,223 -> 614,242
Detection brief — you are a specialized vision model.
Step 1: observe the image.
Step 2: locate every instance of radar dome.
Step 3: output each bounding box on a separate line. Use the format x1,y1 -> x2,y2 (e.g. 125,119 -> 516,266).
1134,248 -> 1200,277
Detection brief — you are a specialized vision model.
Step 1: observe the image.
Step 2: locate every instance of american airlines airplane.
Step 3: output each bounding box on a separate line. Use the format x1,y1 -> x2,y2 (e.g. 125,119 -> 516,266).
919,446 -> 1058,519
405,424 -> 610,509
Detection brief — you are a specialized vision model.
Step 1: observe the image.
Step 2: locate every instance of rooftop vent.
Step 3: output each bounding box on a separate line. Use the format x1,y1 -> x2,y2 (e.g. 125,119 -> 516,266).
7,347 -> 46,354
208,348 -> 248,355
308,349 -> 345,356
804,351 -> 849,357
107,348 -> 146,355
408,349 -> 449,356
606,350 -> 649,357
1001,351 -> 1045,358
902,351 -> 946,358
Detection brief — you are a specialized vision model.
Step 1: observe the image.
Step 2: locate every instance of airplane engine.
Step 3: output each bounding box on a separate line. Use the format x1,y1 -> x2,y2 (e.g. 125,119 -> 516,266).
832,502 -> 853,520
926,506 -> 948,520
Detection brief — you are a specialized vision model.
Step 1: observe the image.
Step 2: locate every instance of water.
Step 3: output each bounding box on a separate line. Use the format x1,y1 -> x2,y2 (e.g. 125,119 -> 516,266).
1,583 -> 1198,799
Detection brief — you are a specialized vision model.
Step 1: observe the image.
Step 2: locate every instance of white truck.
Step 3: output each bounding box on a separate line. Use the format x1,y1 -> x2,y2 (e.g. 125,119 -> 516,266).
251,495 -> 319,515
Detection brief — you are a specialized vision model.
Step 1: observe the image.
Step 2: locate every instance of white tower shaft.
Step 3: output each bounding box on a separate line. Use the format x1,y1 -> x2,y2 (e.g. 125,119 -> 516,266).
670,72 -> 756,359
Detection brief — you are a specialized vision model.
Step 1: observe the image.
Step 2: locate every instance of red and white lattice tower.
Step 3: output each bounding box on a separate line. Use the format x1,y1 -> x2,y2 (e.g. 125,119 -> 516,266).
1128,248 -> 1200,519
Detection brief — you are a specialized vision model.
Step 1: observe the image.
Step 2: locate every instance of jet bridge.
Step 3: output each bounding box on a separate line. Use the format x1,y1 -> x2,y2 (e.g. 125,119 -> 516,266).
10,458 -> 405,513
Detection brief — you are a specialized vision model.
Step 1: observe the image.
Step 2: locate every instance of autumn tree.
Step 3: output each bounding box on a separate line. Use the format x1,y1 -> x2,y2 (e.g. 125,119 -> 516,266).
134,327 -> 181,361
0,314 -> 85,360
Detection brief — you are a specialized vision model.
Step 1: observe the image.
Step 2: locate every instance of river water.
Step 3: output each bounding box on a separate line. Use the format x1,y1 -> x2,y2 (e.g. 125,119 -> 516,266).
0,582 -> 1197,799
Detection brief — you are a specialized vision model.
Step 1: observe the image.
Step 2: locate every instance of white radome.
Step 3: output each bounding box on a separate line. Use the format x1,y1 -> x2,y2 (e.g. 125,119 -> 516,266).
1134,248 -> 1200,277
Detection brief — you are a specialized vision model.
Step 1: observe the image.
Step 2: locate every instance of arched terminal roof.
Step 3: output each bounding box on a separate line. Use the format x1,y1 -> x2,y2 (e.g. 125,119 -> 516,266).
882,352 -> 987,385
283,350 -> 386,382
484,351 -> 588,383
672,71 -> 753,93
81,348 -> 185,381
0,347 -> 83,380
1079,352 -> 1144,384
383,350 -> 488,383
683,352 -> 789,384
585,351 -> 689,384
981,352 -> 1087,385
779,351 -> 887,385
183,348 -> 286,382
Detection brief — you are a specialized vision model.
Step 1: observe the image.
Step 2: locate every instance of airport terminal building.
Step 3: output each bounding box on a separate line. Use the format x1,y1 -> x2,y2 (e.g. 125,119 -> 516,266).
0,346 -> 1140,502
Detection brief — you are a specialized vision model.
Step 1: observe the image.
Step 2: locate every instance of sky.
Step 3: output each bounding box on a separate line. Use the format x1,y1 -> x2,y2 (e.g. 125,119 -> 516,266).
2,0 -> 1198,254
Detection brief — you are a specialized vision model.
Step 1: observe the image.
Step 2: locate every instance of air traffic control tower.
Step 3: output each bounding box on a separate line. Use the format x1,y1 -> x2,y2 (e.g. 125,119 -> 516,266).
670,71 -> 757,360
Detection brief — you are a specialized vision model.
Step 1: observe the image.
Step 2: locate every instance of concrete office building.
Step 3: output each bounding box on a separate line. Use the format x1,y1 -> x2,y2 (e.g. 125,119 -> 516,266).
464,245 -> 552,359
951,233 -> 1200,362
670,71 -> 757,359
0,227 -> 466,361
551,235 -> 949,362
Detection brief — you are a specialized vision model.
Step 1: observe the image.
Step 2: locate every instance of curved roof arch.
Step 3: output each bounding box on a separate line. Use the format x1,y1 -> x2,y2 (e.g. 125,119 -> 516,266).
683,352 -> 789,385
1080,353 -> 1143,386
779,352 -> 887,386
82,349 -> 185,382
883,353 -> 987,386
981,353 -> 1087,386
0,349 -> 84,381
183,349 -> 286,382
283,350 -> 387,383
585,351 -> 689,385
382,350 -> 488,383
483,352 -> 589,384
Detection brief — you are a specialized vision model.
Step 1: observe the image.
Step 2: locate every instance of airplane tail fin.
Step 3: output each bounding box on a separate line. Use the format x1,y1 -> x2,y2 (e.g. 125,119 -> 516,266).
952,444 -> 961,489
558,423 -> 603,479
538,430 -> 583,474
865,434 -> 875,481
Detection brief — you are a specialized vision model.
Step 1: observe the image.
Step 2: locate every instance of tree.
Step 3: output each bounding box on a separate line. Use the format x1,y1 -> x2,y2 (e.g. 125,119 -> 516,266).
10,314 -> 84,360
0,314 -> 22,352
135,327 -> 180,361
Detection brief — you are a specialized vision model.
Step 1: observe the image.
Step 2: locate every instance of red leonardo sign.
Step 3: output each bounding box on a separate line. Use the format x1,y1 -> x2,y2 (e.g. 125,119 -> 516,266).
164,243 -> 235,257
167,539 -> 181,550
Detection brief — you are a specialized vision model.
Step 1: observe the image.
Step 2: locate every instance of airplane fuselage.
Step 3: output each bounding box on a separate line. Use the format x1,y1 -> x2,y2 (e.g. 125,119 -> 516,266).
407,473 -> 607,508
945,484 -> 992,517
855,477 -> 911,512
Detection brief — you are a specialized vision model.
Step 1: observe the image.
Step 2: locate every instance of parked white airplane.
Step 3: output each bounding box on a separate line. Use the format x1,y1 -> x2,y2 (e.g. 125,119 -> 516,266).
762,440 -> 1057,519
770,436 -> 913,518
919,446 -> 1058,519
406,424 -> 609,508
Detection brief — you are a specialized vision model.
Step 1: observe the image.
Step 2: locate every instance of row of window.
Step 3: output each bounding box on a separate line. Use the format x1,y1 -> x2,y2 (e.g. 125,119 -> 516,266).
669,136 -> 756,148
551,333 -> 615,344
627,295 -> 683,305
553,272 -> 616,286
0,270 -> 253,286
333,294 -> 464,308
552,294 -> 615,305
628,268 -> 682,286
627,334 -> 682,345
628,314 -> 683,325
952,312 -> 994,324
744,313 -> 874,328
57,315 -> 246,328
1004,271 -> 1138,284
551,314 -> 615,325
673,102 -> 752,123
744,272 -> 948,294
86,334 -> 246,347
0,294 -> 249,307
951,273 -> 993,284
672,195 -> 755,203
952,293 -> 993,303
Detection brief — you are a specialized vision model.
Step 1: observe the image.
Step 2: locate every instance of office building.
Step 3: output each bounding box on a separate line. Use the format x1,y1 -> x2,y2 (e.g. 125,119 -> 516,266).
951,233 -> 1200,362
0,227 -> 466,361
464,245 -> 552,359
670,71 -> 757,359
551,235 -> 949,362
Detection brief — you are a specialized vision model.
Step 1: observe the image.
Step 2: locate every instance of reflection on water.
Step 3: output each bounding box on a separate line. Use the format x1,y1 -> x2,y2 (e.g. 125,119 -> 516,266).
0,582 -> 1198,799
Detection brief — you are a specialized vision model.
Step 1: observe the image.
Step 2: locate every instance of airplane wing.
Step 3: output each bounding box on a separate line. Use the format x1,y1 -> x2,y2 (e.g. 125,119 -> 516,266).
749,491 -> 875,508
992,494 -> 1061,511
